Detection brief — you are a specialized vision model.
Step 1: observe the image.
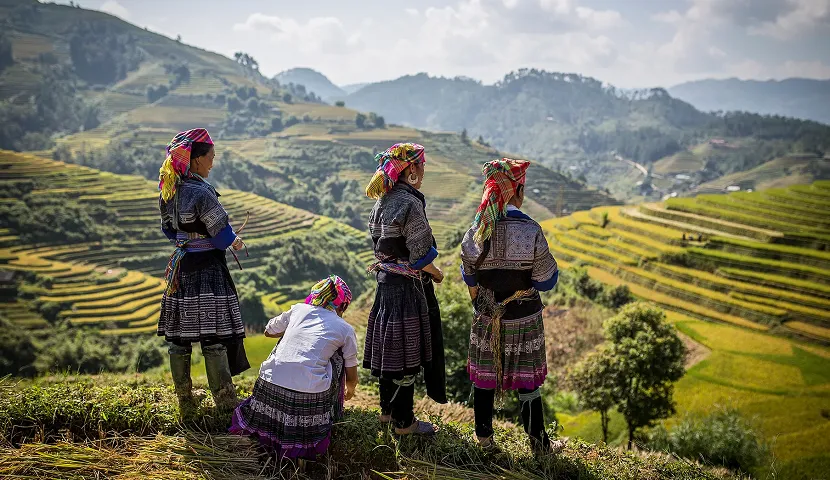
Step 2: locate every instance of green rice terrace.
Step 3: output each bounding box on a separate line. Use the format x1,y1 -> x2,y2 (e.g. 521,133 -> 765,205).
0,150 -> 372,335
542,181 -> 830,478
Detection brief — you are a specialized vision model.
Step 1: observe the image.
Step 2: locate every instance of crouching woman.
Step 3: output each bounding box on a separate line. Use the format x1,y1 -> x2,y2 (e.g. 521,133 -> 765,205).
230,275 -> 359,459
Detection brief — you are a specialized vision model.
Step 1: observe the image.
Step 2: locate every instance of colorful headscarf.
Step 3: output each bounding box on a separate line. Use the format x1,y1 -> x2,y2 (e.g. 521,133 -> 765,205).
159,128 -> 214,202
365,143 -> 426,199
471,158 -> 530,244
305,275 -> 352,311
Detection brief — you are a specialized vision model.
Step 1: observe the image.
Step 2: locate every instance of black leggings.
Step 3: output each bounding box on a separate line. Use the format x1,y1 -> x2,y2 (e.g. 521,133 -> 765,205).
379,378 -> 415,429
474,387 -> 549,446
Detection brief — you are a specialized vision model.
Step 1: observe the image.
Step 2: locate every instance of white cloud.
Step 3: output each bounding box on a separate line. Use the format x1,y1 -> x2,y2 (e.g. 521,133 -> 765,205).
651,10 -> 682,24
404,8 -> 419,17
780,59 -> 830,78
576,7 -> 624,30
749,0 -> 830,39
99,0 -> 129,20
233,13 -> 363,55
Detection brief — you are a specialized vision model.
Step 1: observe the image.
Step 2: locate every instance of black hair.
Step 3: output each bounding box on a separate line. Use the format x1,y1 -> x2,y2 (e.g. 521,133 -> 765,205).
191,142 -> 213,160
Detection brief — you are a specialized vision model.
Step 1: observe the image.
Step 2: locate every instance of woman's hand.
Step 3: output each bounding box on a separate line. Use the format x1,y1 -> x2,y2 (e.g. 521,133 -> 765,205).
422,263 -> 444,284
345,384 -> 355,401
231,236 -> 244,251
468,285 -> 479,301
431,268 -> 444,284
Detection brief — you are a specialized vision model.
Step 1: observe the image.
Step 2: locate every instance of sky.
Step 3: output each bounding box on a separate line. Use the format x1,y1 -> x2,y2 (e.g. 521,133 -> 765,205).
64,0 -> 830,88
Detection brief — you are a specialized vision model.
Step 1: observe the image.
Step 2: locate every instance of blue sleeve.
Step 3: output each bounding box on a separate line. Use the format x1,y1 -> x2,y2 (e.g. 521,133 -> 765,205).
209,224 -> 237,250
532,269 -> 559,292
410,246 -> 438,270
460,264 -> 477,287
162,226 -> 176,242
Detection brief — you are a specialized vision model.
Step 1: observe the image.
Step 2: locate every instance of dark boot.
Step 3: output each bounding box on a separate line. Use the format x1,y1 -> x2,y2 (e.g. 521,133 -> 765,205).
169,343 -> 198,418
202,343 -> 237,410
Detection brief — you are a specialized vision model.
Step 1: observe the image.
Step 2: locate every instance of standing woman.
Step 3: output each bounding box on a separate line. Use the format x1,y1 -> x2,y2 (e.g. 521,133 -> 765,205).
460,159 -> 563,452
363,143 -> 446,436
158,128 -> 249,413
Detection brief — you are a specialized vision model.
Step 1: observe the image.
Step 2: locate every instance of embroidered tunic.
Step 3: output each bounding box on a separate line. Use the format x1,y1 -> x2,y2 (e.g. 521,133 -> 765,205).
363,182 -> 442,385
460,207 -> 558,391
157,177 -> 245,347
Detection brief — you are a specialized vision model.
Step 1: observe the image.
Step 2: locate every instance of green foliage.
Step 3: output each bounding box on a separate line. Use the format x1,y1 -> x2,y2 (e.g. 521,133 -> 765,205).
146,84 -> 168,102
0,30 -> 13,72
355,112 -> 367,128
604,303 -> 687,448
648,408 -> 769,474
574,267 -> 604,300
335,100 -> 345,107
0,194 -> 120,244
68,21 -> 144,84
569,349 -> 616,443
0,64 -> 100,151
33,329 -> 166,375
599,284 -> 633,309
433,276 -> 475,401
0,317 -> 37,377
235,282 -> 268,330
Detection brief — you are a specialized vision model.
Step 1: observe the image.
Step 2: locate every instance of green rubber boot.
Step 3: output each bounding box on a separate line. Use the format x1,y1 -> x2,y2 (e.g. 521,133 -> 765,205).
202,343 -> 237,410
169,347 -> 198,418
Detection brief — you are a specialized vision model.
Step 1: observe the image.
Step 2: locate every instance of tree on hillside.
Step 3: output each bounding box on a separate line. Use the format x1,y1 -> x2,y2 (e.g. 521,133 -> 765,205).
335,101 -> 345,107
233,52 -> 259,74
282,93 -> 292,104
0,31 -> 13,72
605,303 -> 686,448
569,349 -> 616,443
461,128 -> 469,144
355,113 -> 367,129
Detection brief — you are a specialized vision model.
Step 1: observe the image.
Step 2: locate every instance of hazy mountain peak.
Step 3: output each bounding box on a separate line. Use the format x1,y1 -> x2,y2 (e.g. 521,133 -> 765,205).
274,67 -> 344,101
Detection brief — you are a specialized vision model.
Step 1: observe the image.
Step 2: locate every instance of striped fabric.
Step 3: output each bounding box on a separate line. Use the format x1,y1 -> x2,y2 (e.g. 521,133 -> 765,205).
305,275 -> 352,310
230,351 -> 345,459
468,304 -> 547,392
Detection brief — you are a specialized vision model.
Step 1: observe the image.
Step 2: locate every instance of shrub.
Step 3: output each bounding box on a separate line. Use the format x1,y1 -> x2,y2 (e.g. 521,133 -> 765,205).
648,408 -> 769,473
599,284 -> 633,309
0,318 -> 37,377
335,100 -> 345,107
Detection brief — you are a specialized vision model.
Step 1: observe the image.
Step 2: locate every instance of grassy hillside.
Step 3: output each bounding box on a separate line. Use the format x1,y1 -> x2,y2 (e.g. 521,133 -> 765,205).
542,182 -> 830,478
0,150 -> 371,335
0,375 -> 740,480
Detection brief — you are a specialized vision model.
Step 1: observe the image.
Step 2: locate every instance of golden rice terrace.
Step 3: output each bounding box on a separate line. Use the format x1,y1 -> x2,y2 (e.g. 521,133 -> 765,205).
542,180 -> 830,345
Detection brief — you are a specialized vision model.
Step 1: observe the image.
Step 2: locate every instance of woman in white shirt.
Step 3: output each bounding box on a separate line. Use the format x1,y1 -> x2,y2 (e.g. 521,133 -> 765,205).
230,275 -> 359,459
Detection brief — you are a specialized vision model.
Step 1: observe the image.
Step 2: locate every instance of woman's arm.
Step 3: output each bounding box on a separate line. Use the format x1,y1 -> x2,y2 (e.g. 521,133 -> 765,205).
422,262 -> 444,283
344,366 -> 358,401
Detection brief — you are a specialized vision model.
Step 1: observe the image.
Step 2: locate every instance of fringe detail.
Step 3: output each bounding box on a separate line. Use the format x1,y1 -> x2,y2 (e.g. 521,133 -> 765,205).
477,287 -> 538,403
163,240 -> 189,295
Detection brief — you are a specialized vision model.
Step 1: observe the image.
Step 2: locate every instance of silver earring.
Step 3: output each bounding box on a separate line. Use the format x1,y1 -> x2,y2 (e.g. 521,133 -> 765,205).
408,173 -> 419,184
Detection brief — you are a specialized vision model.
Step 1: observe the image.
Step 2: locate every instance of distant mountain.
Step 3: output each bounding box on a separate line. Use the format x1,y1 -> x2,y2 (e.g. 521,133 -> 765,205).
274,67 -> 345,101
669,78 -> 830,125
344,70 -> 830,201
341,82 -> 368,95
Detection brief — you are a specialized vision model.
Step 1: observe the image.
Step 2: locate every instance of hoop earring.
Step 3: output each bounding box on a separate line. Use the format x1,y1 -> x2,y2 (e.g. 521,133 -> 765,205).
407,173 -> 419,184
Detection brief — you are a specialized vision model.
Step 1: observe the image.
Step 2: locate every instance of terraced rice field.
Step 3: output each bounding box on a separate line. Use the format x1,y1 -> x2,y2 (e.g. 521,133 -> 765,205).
541,182 -> 830,345
546,183 -> 830,476
0,150 -> 371,334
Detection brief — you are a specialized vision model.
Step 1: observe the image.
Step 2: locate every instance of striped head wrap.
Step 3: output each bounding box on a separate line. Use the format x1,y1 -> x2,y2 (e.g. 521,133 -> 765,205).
305,275 -> 352,311
159,128 -> 213,202
472,158 -> 530,244
365,142 -> 426,199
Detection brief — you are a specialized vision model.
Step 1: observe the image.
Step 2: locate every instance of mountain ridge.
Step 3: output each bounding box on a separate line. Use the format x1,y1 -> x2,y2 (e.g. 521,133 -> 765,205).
669,77 -> 830,125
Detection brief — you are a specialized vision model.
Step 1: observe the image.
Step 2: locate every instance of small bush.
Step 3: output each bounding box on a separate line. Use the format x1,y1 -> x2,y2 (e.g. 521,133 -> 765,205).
647,407 -> 769,473
599,284 -> 633,309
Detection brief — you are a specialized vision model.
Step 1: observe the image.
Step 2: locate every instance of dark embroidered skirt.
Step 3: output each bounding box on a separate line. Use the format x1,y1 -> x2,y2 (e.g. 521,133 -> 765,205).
468,307 -> 547,391
363,273 -> 432,378
230,352 -> 345,459
158,249 -> 245,344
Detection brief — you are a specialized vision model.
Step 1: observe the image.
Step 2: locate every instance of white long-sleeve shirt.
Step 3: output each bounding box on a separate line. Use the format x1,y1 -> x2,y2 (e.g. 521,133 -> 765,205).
259,303 -> 359,393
